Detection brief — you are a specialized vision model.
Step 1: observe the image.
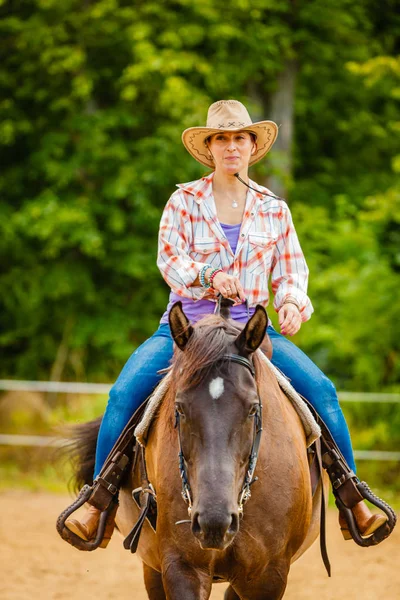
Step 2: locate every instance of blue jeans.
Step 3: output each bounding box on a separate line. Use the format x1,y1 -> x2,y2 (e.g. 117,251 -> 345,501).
94,323 -> 356,477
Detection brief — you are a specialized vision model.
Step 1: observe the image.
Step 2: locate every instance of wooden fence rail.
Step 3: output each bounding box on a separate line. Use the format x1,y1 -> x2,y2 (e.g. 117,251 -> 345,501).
1,380 -> 399,460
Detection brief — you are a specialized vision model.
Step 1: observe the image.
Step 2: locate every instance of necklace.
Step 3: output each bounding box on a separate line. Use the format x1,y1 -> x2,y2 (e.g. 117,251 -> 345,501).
213,188 -> 244,209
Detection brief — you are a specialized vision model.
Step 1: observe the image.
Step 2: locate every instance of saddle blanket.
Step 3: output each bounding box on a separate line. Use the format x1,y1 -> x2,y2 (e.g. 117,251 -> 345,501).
134,350 -> 321,448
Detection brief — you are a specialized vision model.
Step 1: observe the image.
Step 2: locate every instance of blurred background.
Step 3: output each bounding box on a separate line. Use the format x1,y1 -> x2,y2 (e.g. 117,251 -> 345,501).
0,2 -> 399,596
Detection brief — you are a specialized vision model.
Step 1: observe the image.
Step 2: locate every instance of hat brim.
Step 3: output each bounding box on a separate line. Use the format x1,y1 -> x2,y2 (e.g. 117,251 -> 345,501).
182,121 -> 279,168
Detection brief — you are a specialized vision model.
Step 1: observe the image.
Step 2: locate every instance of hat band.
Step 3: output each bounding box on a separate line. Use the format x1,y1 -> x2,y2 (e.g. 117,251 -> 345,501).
208,121 -> 252,129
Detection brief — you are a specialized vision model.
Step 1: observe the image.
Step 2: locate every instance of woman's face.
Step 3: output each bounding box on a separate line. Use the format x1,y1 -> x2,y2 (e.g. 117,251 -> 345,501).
207,131 -> 256,174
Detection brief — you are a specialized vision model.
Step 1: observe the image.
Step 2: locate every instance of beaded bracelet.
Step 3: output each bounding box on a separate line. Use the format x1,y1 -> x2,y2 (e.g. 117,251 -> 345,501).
209,268 -> 223,288
199,264 -> 212,288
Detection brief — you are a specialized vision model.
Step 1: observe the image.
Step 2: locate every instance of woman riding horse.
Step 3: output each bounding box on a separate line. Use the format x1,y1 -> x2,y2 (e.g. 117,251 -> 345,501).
64,99 -> 388,547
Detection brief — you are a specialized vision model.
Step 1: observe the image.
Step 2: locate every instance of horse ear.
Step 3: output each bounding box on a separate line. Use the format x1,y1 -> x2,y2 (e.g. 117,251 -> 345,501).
169,301 -> 194,351
235,305 -> 268,354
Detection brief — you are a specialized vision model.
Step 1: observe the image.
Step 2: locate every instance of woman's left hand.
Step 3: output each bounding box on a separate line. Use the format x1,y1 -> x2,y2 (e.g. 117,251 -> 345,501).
279,303 -> 302,336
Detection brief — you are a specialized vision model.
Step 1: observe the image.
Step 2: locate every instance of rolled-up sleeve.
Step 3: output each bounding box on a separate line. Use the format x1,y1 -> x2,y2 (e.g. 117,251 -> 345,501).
270,204 -> 314,322
157,191 -> 208,300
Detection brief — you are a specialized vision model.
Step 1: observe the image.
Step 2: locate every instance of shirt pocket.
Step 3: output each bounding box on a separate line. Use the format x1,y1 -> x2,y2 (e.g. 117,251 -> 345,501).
247,232 -> 278,275
191,237 -> 221,264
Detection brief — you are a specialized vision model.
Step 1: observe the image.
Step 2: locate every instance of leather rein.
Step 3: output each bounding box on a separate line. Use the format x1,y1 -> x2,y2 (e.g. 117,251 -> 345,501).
174,352 -> 263,519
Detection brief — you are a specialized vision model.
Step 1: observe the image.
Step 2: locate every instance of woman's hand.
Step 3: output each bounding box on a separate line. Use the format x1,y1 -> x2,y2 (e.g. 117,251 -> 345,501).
211,271 -> 246,304
279,303 -> 302,336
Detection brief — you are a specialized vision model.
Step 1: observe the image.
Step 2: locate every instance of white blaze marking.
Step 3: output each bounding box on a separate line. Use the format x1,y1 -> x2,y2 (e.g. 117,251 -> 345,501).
209,377 -> 224,400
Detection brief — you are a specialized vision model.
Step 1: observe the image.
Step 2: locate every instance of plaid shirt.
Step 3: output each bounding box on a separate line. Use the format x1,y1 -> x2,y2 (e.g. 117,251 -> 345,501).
157,172 -> 314,321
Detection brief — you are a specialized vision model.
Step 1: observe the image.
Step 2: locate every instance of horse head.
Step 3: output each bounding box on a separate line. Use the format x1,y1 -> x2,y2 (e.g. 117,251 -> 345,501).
168,301 -> 268,551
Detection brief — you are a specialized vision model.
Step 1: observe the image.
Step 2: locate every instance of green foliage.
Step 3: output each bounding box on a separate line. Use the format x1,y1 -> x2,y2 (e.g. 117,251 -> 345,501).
0,0 -> 399,398
0,459 -> 72,493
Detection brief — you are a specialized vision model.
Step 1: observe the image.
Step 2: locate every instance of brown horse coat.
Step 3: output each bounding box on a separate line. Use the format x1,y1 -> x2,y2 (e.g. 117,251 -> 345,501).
117,310 -> 327,600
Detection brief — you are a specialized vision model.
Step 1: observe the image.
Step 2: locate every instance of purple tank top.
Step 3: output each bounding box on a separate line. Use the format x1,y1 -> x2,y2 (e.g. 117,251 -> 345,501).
160,222 -> 256,325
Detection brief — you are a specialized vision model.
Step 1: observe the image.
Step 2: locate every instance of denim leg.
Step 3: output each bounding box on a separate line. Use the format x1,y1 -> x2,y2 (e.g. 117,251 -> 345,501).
94,323 -> 174,477
267,326 -> 356,473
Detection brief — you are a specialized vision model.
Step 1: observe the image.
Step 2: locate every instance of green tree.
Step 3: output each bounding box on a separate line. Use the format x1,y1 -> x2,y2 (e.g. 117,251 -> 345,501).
1,0 -> 399,394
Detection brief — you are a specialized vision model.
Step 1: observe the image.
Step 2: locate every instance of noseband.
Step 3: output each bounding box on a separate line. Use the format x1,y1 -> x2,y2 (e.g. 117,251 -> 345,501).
174,353 -> 263,518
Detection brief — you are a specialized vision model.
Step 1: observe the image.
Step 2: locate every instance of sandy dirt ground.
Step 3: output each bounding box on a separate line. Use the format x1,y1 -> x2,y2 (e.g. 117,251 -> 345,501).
0,490 -> 398,600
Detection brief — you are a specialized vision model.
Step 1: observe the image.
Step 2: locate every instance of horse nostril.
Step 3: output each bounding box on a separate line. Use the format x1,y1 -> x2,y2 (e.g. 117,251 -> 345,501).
191,511 -> 239,548
191,512 -> 202,536
228,513 -> 239,535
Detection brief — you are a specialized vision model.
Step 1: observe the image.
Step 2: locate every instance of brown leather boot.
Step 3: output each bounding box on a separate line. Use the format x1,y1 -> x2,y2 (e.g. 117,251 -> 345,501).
339,500 -> 388,540
65,503 -> 118,549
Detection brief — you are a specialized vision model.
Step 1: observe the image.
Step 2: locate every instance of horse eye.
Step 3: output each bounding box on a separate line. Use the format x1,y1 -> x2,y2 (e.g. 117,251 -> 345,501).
248,405 -> 258,417
175,403 -> 185,416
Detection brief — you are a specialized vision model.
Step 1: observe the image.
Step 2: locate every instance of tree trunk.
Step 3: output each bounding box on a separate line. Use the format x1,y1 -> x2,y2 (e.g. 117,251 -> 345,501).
47,316 -> 75,406
248,59 -> 298,199
268,59 -> 298,198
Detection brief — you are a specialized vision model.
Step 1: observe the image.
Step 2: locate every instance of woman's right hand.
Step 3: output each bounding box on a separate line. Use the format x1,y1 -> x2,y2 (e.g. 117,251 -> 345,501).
211,271 -> 246,304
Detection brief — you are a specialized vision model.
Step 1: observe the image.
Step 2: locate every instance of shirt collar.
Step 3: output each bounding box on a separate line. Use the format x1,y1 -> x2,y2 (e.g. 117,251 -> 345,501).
176,171 -> 267,204
176,172 -> 215,204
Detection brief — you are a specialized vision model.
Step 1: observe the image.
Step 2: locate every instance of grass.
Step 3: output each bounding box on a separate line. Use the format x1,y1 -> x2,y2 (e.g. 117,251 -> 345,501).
0,461 -> 73,494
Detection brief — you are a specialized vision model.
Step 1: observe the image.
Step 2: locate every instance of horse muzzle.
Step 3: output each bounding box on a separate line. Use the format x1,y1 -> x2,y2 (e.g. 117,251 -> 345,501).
191,510 -> 239,550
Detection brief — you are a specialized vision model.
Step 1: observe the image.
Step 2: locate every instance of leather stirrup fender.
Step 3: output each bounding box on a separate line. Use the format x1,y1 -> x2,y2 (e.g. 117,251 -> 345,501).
88,452 -> 130,511
56,398 -> 150,551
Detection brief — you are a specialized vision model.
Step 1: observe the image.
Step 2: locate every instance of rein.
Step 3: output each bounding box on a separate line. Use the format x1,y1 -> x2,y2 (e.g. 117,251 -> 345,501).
174,352 -> 263,519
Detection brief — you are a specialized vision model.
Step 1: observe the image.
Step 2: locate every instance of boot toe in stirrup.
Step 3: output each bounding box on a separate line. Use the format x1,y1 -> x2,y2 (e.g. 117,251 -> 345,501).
64,504 -> 101,542
64,518 -> 91,541
340,513 -> 389,541
362,514 -> 388,538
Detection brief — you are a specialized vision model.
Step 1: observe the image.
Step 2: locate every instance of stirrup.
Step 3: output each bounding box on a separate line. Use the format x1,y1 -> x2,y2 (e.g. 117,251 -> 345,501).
322,449 -> 396,546
335,480 -> 396,547
322,446 -> 396,546
56,485 -> 116,551
56,396 -> 150,550
298,391 -> 397,547
56,451 -> 130,550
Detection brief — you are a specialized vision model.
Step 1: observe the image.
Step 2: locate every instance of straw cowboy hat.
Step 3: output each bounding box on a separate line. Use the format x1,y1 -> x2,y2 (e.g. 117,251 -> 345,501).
182,99 -> 279,169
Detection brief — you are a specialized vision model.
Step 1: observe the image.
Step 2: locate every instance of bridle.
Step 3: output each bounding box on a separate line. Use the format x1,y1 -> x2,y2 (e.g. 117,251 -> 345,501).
174,352 -> 263,519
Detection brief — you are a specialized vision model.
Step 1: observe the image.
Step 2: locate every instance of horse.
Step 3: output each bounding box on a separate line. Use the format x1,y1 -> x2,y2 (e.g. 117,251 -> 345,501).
71,303 -> 327,599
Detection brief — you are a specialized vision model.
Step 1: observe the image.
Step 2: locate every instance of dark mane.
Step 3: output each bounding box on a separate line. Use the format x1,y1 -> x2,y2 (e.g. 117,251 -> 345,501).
170,314 -> 242,391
